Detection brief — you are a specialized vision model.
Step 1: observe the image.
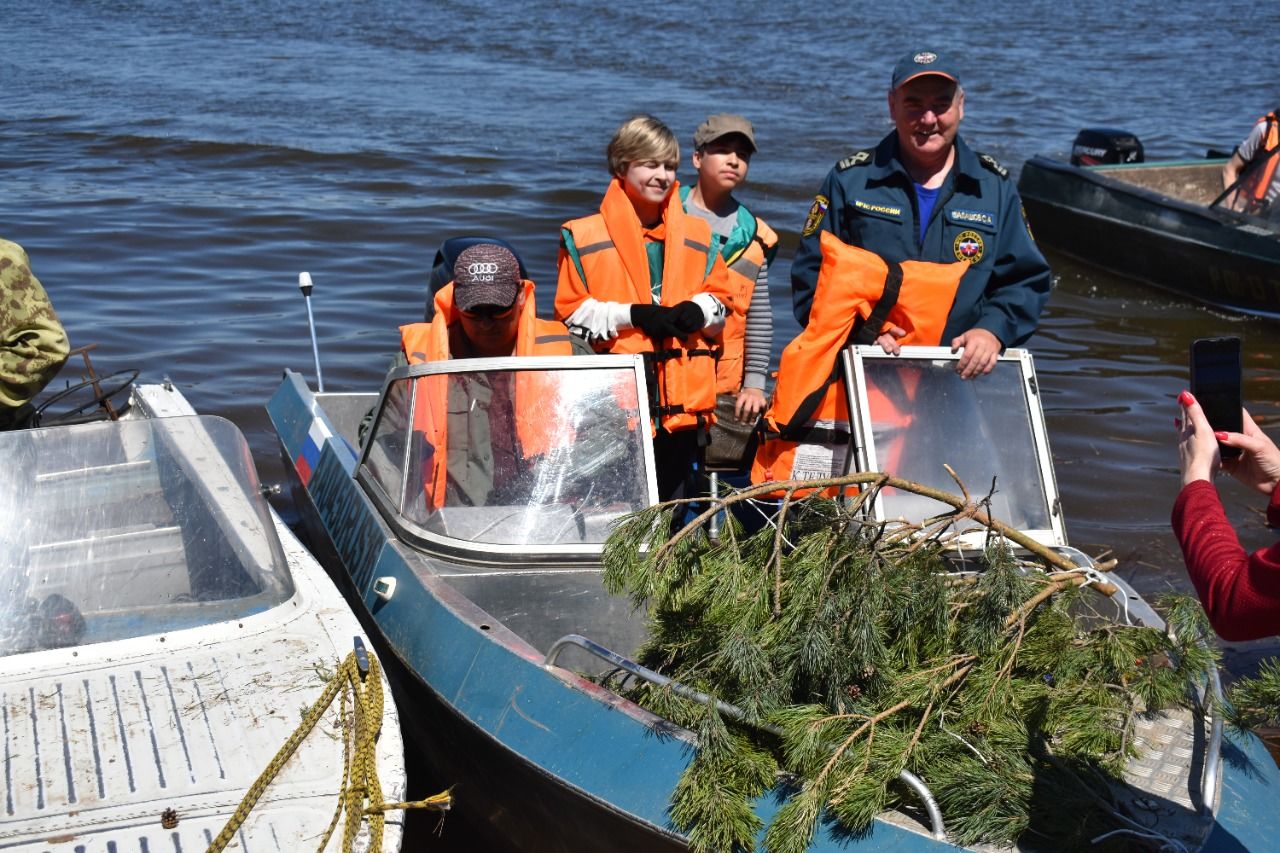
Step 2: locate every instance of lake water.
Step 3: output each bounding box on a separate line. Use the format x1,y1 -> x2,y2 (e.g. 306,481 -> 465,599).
4,0 -> 1280,842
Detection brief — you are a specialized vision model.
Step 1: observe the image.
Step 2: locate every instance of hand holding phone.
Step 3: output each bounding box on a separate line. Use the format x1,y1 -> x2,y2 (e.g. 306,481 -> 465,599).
1189,336 -> 1243,459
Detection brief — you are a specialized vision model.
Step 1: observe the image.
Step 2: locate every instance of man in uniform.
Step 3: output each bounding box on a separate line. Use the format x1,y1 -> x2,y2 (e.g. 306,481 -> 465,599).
790,50 -> 1051,379
1,238 -> 69,429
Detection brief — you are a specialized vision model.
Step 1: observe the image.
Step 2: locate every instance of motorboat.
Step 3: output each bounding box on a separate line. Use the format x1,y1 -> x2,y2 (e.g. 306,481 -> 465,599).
1018,128 -> 1280,318
0,380 -> 406,851
268,345 -> 1280,851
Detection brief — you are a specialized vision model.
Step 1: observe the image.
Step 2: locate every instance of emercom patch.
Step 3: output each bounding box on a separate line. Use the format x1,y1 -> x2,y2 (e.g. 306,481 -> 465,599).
802,195 -> 830,237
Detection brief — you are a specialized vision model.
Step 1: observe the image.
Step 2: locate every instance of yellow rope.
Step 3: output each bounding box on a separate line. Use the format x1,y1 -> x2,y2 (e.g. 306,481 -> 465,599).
206,648 -> 451,853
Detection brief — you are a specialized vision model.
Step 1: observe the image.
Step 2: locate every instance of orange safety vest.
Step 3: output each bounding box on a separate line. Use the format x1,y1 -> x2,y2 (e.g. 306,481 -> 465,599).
399,280 -> 574,511
750,231 -> 966,497
717,217 -> 779,395
555,178 -> 740,432
1242,111 -> 1280,209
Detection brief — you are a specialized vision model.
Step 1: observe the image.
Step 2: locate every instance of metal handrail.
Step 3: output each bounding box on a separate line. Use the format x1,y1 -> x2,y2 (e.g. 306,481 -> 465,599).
1201,659 -> 1225,816
544,633 -> 947,840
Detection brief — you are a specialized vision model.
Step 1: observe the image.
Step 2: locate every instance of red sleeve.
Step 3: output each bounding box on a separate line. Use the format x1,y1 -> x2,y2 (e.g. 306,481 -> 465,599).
1171,480 -> 1280,641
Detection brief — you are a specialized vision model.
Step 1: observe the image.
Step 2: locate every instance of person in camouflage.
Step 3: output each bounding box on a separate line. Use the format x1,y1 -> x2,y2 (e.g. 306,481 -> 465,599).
1,238 -> 69,429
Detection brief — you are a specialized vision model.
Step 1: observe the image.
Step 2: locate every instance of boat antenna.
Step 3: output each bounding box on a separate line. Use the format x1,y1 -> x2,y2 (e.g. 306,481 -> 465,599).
298,272 -> 325,392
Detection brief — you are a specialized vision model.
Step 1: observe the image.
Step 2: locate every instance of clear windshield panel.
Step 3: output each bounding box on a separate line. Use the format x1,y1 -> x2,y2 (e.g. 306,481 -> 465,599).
371,364 -> 652,546
0,416 -> 294,658
862,358 -> 1051,532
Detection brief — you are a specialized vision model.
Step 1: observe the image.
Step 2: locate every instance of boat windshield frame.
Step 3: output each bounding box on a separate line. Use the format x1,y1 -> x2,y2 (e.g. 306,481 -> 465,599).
0,415 -> 296,658
843,345 -> 1068,549
357,353 -> 659,562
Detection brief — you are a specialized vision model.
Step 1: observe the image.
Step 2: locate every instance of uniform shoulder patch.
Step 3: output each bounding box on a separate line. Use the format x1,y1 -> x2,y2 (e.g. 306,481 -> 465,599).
977,153 -> 1009,179
837,149 -> 874,171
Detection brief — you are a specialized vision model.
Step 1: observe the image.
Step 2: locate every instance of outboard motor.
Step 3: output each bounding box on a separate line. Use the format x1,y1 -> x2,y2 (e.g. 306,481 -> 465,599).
1070,128 -> 1145,167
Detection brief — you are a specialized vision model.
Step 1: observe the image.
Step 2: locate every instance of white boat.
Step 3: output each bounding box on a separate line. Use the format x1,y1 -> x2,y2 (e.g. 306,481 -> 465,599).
0,381 -> 406,851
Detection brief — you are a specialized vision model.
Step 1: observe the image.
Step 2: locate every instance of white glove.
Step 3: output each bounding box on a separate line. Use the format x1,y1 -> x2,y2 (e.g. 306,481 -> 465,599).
566,298 -> 634,343
690,293 -> 727,334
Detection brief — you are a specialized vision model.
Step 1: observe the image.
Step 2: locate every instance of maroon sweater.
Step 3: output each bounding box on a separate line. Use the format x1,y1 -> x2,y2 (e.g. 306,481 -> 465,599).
1171,480 -> 1280,641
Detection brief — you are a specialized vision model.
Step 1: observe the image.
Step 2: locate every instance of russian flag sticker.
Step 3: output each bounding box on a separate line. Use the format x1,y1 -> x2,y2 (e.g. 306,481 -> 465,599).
295,415 -> 332,486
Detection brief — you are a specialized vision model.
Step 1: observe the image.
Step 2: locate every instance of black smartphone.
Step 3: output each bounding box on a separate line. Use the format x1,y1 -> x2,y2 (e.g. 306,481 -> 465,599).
1189,336 -> 1243,459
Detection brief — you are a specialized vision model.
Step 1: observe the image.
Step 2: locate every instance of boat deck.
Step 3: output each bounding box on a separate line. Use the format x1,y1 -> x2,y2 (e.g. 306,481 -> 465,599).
1095,159 -> 1226,205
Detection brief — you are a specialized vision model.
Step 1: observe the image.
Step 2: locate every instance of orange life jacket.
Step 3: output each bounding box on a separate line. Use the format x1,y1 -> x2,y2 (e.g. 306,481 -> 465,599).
1242,111 -> 1280,208
717,216 -> 779,394
555,178 -> 740,432
750,232 -> 966,497
399,280 -> 573,511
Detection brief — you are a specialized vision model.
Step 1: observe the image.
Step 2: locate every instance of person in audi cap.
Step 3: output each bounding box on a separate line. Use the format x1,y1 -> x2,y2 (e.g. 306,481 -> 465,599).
401,242 -> 573,361
394,242 -> 576,508
788,48 -> 1050,379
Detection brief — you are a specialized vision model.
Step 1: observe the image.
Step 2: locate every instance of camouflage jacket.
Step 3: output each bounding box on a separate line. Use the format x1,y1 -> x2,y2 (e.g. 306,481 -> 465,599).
1,238 -> 69,423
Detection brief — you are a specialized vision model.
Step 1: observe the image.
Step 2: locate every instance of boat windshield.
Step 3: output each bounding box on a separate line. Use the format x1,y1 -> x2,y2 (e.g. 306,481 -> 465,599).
849,348 -> 1061,544
0,416 -> 294,658
362,358 -> 656,549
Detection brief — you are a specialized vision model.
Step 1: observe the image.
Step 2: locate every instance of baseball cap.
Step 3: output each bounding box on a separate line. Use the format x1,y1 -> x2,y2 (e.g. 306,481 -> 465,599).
452,243 -> 521,312
693,114 -> 757,153
891,50 -> 961,90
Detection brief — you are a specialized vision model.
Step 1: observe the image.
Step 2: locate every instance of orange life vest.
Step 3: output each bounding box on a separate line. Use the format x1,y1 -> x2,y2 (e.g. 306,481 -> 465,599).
1242,111 -> 1280,209
717,216 -> 779,394
555,178 -> 740,432
750,231 -> 966,497
399,280 -> 573,511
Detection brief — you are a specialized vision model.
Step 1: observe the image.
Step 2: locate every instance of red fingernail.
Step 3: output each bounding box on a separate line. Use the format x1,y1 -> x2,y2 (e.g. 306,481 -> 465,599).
1215,431 -> 1228,441
1178,390 -> 1194,406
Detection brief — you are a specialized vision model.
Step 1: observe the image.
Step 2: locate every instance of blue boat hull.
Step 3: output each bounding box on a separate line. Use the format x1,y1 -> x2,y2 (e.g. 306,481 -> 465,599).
268,369 -> 1280,852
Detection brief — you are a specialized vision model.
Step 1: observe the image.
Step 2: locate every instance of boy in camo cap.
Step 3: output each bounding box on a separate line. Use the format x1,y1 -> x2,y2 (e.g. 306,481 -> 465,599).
0,239 -> 69,429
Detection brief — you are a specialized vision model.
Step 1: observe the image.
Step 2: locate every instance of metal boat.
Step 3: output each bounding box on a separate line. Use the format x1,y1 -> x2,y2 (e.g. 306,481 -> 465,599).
268,346 -> 1280,851
0,381 -> 406,851
1018,130 -> 1280,318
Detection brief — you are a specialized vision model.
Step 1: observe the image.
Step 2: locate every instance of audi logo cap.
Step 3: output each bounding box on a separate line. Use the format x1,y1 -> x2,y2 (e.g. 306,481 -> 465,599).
453,243 -> 522,312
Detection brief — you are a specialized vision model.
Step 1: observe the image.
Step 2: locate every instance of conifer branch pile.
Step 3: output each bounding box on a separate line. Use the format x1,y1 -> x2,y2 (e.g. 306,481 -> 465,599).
601,474 -> 1217,852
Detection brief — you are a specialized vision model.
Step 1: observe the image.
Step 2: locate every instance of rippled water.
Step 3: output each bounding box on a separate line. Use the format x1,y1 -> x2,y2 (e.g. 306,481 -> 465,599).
5,1 -> 1279,678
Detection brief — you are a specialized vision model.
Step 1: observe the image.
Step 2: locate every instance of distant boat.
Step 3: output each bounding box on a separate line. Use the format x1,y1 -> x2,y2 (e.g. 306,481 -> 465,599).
1018,128 -> 1280,318
268,345 -> 1280,851
0,381 -> 406,851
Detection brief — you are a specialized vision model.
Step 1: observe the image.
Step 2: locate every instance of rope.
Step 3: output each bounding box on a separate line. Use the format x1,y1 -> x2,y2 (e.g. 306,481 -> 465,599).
206,645 -> 451,853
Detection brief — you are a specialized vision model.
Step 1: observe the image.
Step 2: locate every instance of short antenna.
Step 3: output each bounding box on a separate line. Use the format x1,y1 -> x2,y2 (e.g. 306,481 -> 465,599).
298,272 -> 325,392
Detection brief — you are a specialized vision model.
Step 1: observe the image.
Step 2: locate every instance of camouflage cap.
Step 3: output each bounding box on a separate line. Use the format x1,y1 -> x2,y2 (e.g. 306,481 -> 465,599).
693,114 -> 757,153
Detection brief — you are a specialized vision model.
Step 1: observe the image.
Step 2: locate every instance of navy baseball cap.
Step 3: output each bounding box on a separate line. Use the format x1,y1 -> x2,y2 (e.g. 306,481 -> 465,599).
891,50 -> 961,90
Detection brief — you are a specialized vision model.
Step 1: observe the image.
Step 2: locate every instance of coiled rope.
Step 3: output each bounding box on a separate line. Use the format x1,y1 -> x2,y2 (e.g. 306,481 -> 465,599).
207,639 -> 451,853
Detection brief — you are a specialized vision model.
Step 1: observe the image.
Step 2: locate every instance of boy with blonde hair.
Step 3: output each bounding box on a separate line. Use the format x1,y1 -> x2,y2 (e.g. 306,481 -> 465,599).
555,114 -> 740,500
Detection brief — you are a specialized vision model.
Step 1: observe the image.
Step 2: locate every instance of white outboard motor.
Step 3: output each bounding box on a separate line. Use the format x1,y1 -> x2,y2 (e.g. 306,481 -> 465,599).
1070,128 -> 1145,166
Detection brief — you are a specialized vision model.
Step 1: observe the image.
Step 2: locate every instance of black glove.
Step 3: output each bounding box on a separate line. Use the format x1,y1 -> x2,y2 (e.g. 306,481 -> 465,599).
630,301 -> 705,340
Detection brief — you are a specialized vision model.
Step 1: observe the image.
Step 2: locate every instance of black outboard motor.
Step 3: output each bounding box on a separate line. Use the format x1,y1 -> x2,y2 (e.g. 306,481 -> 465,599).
1070,128 -> 1145,167
425,235 -> 530,321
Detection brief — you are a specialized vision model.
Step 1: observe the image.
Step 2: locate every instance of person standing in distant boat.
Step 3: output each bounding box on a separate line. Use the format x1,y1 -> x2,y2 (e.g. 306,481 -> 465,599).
680,114 -> 778,427
1221,109 -> 1280,218
789,49 -> 1051,380
0,238 -> 69,430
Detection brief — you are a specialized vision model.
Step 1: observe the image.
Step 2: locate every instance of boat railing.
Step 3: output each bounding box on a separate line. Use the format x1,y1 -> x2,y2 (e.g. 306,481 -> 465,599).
544,633 -> 947,841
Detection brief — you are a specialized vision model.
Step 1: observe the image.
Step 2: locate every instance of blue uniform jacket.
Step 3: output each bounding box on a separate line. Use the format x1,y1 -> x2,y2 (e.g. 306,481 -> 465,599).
790,132 -> 1051,347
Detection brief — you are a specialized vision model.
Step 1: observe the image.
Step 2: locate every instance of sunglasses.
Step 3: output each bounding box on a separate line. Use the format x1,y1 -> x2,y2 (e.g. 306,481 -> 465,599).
460,303 -> 517,320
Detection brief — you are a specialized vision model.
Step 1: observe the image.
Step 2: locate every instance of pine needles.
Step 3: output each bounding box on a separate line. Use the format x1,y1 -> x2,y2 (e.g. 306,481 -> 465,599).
601,477 -> 1217,852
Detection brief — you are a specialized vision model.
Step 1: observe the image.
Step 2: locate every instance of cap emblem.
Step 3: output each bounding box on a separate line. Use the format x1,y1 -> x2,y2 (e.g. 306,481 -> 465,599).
466,261 -> 500,279
913,52 -> 938,65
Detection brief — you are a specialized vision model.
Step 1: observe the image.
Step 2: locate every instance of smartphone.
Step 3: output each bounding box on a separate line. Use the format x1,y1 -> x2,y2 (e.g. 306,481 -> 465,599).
1189,336 -> 1243,459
